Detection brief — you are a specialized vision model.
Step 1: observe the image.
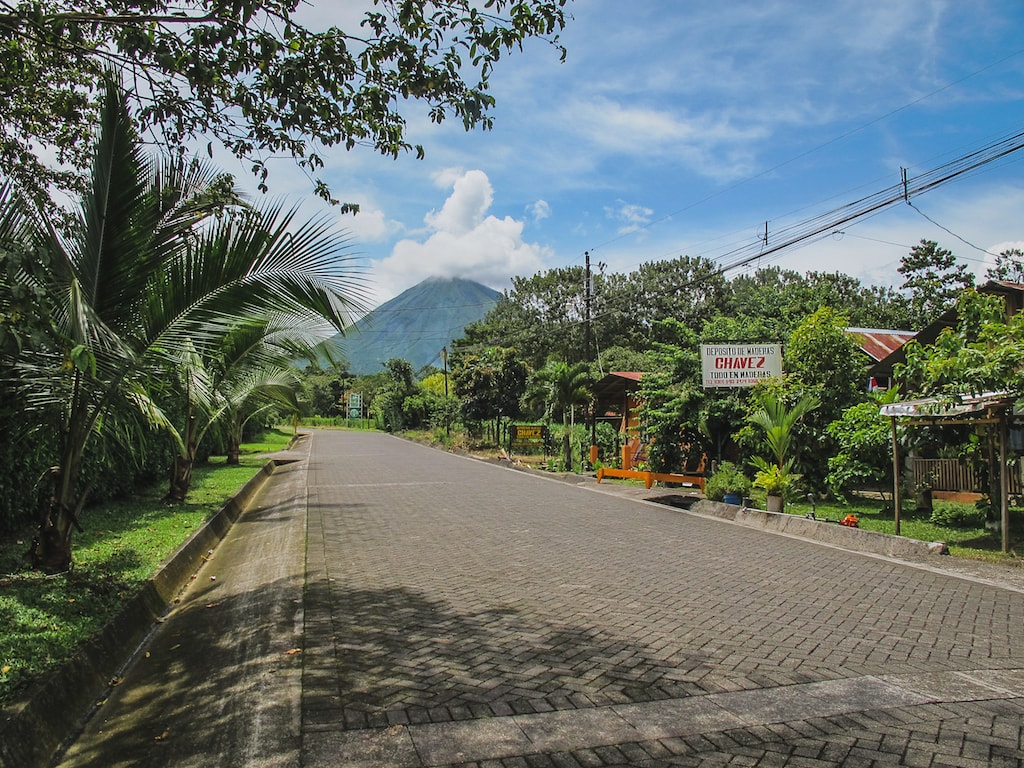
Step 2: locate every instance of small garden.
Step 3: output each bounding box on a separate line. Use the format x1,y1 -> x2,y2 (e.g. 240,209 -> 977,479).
747,493 -> 1024,562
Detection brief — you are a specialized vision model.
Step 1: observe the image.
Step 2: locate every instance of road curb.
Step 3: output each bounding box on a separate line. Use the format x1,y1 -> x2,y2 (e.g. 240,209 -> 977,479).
473,455 -> 951,560
680,499 -> 950,559
0,458 -> 284,768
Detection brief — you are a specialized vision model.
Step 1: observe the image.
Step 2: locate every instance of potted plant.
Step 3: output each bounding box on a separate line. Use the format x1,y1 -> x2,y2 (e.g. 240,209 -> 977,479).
752,459 -> 794,513
705,461 -> 752,505
746,392 -> 818,514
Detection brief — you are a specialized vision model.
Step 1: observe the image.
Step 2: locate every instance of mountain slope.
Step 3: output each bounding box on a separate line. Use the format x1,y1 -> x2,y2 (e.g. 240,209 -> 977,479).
340,277 -> 500,373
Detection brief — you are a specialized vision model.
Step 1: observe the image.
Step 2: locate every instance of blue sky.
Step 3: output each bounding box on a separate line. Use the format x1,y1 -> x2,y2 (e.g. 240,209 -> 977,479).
260,0 -> 1024,306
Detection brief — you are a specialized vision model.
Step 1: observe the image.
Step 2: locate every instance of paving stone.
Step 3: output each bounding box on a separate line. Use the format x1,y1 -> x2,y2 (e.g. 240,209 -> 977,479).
302,726 -> 420,768
53,430 -> 1024,768
296,432 -> 1024,766
408,717 -> 533,765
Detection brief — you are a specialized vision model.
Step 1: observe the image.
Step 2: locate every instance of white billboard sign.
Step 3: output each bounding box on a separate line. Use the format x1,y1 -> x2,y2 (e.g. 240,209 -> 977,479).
701,344 -> 783,388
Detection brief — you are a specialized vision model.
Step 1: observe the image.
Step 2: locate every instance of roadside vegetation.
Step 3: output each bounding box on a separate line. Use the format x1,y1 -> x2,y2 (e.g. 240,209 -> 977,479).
753,494 -> 1024,562
0,428 -> 292,708
2,0 -> 1024,727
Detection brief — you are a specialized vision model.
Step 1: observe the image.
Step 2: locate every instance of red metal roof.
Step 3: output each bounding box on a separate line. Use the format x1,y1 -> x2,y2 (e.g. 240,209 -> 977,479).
846,328 -> 916,362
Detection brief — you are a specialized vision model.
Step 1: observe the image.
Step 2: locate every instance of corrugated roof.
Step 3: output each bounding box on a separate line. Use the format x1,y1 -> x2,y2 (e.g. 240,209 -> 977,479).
880,391 -> 1014,418
846,328 -> 916,362
592,372 -> 645,411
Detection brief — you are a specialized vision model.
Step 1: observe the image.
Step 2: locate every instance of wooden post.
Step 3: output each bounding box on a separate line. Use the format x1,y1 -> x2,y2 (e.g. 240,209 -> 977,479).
1000,412 -> 1010,553
891,416 -> 901,536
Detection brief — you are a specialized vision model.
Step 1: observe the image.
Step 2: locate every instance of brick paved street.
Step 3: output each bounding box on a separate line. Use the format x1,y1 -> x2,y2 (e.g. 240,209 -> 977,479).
301,430 -> 1024,767
50,428 -> 1024,767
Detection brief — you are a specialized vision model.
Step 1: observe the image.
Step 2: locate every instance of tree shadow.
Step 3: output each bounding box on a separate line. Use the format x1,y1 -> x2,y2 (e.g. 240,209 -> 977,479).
305,581 -> 720,731
47,573 -> 306,768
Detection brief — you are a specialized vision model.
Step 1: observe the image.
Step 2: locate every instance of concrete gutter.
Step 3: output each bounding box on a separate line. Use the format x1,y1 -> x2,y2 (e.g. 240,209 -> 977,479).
0,457 -> 287,768
679,499 -> 950,559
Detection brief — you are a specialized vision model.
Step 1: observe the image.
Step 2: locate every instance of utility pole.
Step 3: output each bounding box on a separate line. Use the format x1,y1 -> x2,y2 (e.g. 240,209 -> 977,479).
585,252 -> 597,468
584,251 -> 592,363
441,346 -> 450,437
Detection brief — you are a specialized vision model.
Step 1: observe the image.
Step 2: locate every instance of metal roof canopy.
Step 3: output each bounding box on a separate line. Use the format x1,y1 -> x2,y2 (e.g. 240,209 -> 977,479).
591,372 -> 644,418
881,391 -> 1019,552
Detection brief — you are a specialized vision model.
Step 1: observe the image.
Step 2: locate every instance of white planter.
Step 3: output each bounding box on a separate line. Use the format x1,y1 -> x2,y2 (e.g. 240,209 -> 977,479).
766,494 -> 784,513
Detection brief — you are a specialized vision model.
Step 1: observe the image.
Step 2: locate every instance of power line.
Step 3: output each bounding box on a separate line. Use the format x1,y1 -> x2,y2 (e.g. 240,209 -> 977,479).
907,201 -> 1000,258
583,47 -> 1024,260
708,127 -> 1024,277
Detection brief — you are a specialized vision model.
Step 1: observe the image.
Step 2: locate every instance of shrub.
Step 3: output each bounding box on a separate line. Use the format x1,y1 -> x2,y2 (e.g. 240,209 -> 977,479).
928,500 -> 987,529
705,461 -> 752,501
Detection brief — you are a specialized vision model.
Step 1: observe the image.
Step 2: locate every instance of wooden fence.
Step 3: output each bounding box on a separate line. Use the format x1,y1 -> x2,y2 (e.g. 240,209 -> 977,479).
912,457 -> 1021,495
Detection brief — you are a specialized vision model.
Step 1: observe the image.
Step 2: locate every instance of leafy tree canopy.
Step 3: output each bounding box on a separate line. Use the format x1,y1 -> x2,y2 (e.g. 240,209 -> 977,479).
603,255 -> 728,343
986,248 -> 1024,284
825,387 -> 900,500
459,267 -> 589,368
897,289 -> 1024,400
452,345 -> 527,425
784,306 -> 866,423
898,239 -> 975,329
0,0 -> 568,202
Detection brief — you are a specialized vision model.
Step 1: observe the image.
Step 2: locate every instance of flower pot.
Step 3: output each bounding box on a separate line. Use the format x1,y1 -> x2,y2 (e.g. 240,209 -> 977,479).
766,494 -> 784,513
723,492 -> 743,505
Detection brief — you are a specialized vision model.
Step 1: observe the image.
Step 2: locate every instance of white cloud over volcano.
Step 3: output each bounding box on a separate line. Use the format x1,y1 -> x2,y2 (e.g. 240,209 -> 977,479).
369,169 -> 552,301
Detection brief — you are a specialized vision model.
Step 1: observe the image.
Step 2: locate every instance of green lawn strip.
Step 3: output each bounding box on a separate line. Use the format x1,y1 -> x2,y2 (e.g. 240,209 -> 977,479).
0,429 -> 292,707
767,494 -> 1024,563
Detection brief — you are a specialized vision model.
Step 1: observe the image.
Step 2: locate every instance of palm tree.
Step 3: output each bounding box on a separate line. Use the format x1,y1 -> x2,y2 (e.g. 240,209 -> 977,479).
747,392 -> 820,470
6,79 -> 364,571
747,392 -> 819,506
163,313 -> 338,500
532,361 -> 592,471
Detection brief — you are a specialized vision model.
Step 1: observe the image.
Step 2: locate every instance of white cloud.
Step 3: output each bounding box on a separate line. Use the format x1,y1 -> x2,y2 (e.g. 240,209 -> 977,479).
424,168 -> 492,235
369,169 -> 552,300
565,97 -> 767,179
530,199 -> 551,222
605,202 -> 655,235
341,205 -> 401,242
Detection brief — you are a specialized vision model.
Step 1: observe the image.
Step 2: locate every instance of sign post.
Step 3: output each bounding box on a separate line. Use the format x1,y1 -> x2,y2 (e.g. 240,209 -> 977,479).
700,344 -> 782,388
348,392 -> 362,420
509,425 -> 551,458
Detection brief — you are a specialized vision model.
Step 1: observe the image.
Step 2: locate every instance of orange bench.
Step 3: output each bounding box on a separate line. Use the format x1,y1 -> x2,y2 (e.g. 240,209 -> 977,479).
596,467 -> 706,491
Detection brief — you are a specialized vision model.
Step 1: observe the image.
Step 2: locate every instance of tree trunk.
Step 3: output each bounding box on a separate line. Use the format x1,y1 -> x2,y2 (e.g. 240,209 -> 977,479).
166,451 -> 195,502
226,415 -> 242,466
167,414 -> 198,501
167,413 -> 198,501
562,414 -> 572,471
30,477 -> 77,574
32,462 -> 85,573
31,378 -> 90,573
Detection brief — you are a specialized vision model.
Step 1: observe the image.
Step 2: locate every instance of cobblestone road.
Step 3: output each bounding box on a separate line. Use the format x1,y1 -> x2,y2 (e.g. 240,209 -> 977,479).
301,430 -> 1024,767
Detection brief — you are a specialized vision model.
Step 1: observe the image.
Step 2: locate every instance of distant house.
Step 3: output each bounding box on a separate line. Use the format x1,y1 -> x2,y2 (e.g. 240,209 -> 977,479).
591,371 -> 644,437
845,328 -> 916,390
867,280 -> 1024,384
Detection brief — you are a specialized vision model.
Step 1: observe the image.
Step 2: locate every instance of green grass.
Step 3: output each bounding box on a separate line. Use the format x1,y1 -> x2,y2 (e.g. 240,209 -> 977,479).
765,493 -> 1024,564
0,428 -> 293,707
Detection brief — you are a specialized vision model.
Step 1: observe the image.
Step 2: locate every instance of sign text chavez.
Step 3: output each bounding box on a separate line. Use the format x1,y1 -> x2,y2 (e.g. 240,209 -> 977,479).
511,424 -> 548,442
700,344 -> 783,388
